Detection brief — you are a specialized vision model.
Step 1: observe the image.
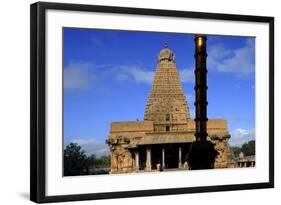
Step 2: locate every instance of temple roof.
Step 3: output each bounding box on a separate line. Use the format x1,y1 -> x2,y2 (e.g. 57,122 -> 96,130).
136,132 -> 195,145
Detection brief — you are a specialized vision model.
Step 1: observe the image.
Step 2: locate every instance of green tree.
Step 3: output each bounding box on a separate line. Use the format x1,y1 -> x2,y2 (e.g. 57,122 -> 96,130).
64,142 -> 88,176
231,146 -> 241,158
87,154 -> 97,166
93,155 -> 111,167
98,155 -> 111,166
241,140 -> 255,156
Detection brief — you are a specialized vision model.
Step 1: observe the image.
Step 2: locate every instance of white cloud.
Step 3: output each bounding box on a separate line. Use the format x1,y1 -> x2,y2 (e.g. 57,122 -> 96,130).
186,94 -> 195,118
186,94 -> 195,103
208,39 -> 255,75
229,128 -> 255,147
116,66 -> 155,84
179,68 -> 194,83
115,65 -> 194,84
65,138 -> 110,157
64,63 -> 194,87
64,63 -> 94,89
189,108 -> 195,119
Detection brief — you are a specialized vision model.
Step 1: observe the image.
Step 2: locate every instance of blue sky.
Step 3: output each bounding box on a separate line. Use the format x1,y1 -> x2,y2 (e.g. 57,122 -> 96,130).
63,28 -> 255,156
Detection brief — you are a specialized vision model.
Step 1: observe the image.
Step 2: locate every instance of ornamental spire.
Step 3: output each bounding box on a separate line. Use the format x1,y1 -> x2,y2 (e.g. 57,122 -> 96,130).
157,43 -> 175,62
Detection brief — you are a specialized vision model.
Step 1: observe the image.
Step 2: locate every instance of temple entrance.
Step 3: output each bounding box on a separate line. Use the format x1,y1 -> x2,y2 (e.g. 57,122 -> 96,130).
151,145 -> 162,170
165,144 -> 179,169
135,143 -> 192,171
181,143 -> 191,167
138,146 -> 146,170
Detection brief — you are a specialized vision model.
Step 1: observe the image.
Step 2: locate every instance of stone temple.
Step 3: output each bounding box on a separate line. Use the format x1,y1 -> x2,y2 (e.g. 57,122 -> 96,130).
106,44 -> 234,173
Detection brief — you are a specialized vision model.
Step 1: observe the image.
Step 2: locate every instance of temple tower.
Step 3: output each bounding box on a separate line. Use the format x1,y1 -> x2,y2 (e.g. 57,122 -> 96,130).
144,44 -> 190,132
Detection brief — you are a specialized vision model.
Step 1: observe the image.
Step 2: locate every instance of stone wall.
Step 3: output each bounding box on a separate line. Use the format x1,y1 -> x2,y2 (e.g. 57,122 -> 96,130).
186,118 -> 228,136
107,118 -> 231,172
110,121 -> 153,138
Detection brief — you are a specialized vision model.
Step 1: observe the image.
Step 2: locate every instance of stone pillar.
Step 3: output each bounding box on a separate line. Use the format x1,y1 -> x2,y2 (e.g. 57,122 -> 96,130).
178,146 -> 182,168
162,147 -> 165,169
135,150 -> 139,171
145,146 -> 152,171
110,152 -> 117,173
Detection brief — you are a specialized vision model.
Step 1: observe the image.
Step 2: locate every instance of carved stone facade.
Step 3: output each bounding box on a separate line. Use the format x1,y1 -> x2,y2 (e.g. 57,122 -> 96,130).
144,46 -> 190,132
106,45 -> 233,173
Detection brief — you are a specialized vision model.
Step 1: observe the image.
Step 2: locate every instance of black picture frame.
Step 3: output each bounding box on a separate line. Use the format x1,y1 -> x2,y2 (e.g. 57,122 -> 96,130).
30,1 -> 274,203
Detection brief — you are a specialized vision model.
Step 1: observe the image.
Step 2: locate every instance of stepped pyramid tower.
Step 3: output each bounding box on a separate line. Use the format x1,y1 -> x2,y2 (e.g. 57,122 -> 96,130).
144,44 -> 190,132
106,43 -> 232,173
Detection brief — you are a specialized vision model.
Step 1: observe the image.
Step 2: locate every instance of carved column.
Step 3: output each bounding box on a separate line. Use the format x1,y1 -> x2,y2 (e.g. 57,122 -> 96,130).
110,151 -> 117,173
135,150 -> 139,171
162,147 -> 165,169
178,146 -> 182,168
145,146 -> 152,171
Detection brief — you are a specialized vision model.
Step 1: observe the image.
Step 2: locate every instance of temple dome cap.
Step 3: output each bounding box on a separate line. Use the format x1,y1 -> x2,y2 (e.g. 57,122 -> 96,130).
158,43 -> 175,62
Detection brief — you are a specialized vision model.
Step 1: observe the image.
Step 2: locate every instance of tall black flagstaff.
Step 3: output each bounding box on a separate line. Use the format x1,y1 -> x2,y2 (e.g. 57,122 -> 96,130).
188,35 -> 217,170
194,35 -> 208,141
